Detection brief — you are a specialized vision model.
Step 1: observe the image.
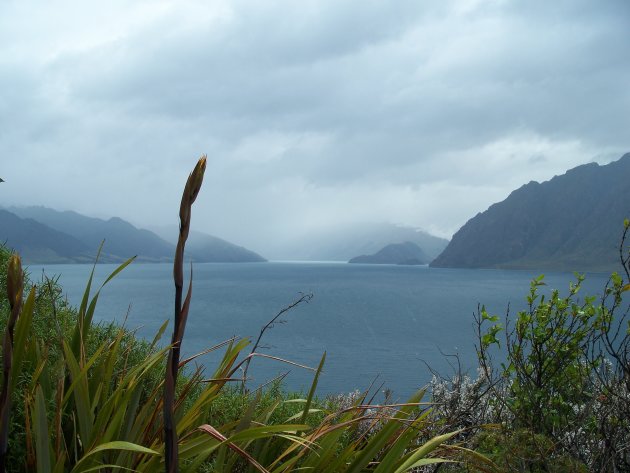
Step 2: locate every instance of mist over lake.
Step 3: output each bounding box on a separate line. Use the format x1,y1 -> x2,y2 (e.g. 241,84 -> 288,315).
27,261 -> 611,399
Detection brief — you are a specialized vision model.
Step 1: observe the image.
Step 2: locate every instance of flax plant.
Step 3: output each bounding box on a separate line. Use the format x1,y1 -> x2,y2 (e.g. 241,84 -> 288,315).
164,155 -> 207,472
0,256 -> 37,471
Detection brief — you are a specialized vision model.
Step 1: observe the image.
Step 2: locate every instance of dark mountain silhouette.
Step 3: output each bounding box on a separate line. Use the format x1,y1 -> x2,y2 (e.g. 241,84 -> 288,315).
3,206 -> 267,263
0,209 -> 95,263
6,206 -> 173,262
431,153 -> 630,272
349,241 -> 429,265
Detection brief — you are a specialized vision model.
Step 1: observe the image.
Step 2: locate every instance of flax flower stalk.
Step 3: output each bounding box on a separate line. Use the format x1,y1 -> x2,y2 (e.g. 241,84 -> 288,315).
164,156 -> 206,473
0,255 -> 24,472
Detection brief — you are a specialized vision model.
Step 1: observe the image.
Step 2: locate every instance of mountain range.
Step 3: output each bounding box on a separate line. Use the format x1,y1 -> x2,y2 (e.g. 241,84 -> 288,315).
1,206 -> 266,264
431,153 -> 630,272
5,152 -> 626,269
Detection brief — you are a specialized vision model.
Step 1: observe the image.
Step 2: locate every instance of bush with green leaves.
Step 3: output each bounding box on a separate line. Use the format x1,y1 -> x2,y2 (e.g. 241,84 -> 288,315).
477,274 -> 600,436
470,220 -> 630,471
423,220 -> 629,472
473,429 -> 589,473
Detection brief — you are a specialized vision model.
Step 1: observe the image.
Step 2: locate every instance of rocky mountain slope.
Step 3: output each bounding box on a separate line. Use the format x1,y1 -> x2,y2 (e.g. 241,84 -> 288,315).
431,153 -> 630,272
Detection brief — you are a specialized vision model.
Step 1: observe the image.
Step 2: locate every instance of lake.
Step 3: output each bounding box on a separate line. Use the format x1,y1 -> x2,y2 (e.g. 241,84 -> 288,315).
26,261 -> 611,400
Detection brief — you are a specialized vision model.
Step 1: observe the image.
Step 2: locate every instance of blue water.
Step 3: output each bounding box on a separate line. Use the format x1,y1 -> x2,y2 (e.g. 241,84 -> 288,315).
26,262 -> 611,399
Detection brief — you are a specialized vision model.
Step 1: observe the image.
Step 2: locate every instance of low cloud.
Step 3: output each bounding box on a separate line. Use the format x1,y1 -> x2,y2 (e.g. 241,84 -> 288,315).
1,0 -> 628,254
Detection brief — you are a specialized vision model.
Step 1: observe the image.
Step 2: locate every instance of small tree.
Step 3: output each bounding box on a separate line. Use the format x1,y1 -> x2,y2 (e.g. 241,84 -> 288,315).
476,219 -> 630,471
477,274 -> 600,436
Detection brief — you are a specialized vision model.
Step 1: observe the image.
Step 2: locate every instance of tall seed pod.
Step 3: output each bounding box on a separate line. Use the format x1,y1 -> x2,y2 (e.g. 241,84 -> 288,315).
164,156 -> 206,473
0,255 -> 24,472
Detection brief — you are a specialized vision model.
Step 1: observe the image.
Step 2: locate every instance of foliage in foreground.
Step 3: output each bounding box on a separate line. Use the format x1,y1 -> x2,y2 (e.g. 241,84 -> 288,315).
0,245 -> 480,473
429,220 -> 630,472
0,157 -> 481,472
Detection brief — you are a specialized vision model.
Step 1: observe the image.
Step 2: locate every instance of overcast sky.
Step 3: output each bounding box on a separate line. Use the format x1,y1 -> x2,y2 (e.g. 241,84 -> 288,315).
1,0 -> 629,252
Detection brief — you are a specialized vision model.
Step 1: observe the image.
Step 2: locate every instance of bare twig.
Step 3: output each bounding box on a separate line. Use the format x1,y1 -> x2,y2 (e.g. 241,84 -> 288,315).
241,292 -> 313,392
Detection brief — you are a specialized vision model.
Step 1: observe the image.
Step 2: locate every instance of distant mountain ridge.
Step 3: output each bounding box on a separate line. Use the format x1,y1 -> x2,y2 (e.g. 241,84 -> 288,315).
0,209 -> 96,263
264,223 -> 449,261
431,153 -> 630,272
1,206 -> 267,264
7,206 -> 174,262
148,226 -> 266,263
349,241 -> 429,265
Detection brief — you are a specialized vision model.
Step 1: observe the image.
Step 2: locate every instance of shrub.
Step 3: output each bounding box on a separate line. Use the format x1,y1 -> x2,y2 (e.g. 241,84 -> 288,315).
471,221 -> 630,471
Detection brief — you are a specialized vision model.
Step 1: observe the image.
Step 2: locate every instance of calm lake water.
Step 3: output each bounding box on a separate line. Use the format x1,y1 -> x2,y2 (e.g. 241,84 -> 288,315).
26,261 -> 611,399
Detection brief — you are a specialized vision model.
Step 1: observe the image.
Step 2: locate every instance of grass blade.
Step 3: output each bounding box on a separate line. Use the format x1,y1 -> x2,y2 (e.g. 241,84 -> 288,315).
392,430 -> 460,473
300,352 -> 326,425
197,425 -> 270,473
10,286 -> 36,394
345,390 -> 425,473
70,441 -> 159,473
34,386 -> 52,473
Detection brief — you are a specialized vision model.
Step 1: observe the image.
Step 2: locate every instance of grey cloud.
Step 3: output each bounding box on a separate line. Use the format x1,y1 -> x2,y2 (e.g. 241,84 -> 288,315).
47,0 -> 630,151
1,0 -> 629,247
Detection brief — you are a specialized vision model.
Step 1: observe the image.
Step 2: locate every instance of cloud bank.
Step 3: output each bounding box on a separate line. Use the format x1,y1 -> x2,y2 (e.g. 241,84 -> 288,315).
1,0 -> 628,253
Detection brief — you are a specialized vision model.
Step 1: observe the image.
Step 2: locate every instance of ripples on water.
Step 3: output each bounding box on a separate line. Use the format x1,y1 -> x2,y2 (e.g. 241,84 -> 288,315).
27,261 -> 610,399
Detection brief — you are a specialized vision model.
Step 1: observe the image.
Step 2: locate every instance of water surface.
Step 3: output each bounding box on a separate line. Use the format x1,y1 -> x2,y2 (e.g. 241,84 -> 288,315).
27,261 -> 611,399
